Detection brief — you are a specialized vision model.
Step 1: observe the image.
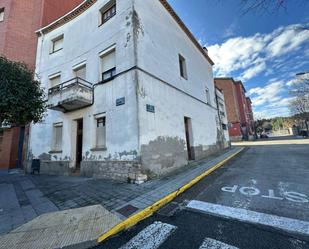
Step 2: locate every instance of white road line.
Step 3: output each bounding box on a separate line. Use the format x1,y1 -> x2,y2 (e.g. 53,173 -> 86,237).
199,238 -> 239,249
119,221 -> 177,249
187,200 -> 309,236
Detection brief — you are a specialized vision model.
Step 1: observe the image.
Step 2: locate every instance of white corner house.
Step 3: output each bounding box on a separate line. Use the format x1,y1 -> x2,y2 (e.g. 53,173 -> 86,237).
28,0 -> 230,182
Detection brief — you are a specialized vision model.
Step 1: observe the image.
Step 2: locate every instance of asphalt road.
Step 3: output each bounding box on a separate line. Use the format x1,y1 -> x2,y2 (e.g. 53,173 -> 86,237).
95,137 -> 309,249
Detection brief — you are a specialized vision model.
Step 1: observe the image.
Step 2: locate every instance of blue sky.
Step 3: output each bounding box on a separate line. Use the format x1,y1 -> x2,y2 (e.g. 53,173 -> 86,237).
168,0 -> 309,119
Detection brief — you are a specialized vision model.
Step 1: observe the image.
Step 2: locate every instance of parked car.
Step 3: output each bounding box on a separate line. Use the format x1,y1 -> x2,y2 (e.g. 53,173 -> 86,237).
260,132 -> 269,139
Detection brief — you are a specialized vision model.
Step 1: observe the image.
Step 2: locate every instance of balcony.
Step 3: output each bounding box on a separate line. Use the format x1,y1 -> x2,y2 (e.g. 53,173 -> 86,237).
47,77 -> 93,112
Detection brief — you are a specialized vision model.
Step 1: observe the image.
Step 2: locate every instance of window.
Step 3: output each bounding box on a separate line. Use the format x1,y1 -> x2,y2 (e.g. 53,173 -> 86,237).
205,88 -> 210,104
179,54 -> 187,79
0,8 -> 4,22
222,124 -> 227,130
51,35 -> 64,53
49,74 -> 61,88
96,117 -> 106,148
100,49 -> 116,82
100,1 -> 116,25
53,123 -> 63,151
74,64 -> 86,79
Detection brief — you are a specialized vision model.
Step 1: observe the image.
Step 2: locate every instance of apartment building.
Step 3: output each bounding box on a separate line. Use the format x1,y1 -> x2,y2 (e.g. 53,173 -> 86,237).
214,78 -> 254,141
0,0 -> 83,171
216,88 -> 230,147
28,0 -> 229,183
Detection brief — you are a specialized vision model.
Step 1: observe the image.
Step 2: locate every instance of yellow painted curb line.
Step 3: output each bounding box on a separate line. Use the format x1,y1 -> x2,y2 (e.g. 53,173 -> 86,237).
97,147 -> 244,243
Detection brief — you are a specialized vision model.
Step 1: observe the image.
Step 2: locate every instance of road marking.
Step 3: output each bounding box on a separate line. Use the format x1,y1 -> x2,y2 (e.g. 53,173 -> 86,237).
221,185 -> 308,203
186,200 -> 309,237
119,221 -> 177,249
199,238 -> 239,249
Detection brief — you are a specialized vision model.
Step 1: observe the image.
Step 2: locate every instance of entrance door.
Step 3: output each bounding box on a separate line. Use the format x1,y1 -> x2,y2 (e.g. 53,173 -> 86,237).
76,119 -> 83,169
184,117 -> 194,160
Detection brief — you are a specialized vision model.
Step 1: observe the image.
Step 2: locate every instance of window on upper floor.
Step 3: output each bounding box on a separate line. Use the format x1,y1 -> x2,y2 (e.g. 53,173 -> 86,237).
205,87 -> 210,104
51,35 -> 64,54
0,8 -> 4,22
49,73 -> 61,88
179,54 -> 187,79
52,123 -> 63,151
100,48 -> 116,82
100,0 -> 116,26
73,64 -> 86,79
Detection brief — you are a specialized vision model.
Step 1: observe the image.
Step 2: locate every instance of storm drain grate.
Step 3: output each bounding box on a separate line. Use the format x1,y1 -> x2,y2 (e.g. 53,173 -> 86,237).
116,204 -> 139,217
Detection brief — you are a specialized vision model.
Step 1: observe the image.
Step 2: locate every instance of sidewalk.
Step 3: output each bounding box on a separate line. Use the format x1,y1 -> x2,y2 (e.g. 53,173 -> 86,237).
0,147 -> 243,249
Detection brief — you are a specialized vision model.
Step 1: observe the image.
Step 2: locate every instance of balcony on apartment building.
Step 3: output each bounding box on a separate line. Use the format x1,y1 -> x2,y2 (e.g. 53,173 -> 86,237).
47,77 -> 93,112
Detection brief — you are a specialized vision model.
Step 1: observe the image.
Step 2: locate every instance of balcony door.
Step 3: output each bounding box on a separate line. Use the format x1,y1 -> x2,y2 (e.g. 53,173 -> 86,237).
76,119 -> 83,170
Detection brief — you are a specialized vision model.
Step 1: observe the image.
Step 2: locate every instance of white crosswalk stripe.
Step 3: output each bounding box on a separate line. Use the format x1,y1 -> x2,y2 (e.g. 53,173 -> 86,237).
119,221 -> 177,249
199,238 -> 239,249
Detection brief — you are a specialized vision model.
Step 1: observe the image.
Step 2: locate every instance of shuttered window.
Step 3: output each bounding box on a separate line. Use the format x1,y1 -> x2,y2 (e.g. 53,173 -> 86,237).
101,49 -> 116,81
49,75 -> 61,87
53,123 -> 63,151
74,65 -> 86,79
96,117 -> 106,148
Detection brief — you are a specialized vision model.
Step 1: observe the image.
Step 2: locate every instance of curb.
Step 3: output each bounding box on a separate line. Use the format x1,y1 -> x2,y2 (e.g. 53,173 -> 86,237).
97,147 -> 245,244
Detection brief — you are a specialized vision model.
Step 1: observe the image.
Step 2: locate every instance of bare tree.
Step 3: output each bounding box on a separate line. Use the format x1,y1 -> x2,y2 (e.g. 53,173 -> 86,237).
288,72 -> 309,135
239,0 -> 308,18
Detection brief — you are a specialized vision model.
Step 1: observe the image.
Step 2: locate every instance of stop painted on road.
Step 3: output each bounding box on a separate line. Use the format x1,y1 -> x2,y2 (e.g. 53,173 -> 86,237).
221,185 -> 309,203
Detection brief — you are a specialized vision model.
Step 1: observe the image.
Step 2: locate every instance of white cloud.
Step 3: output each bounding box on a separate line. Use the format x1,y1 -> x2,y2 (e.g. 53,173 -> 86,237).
208,23 -> 309,80
241,61 -> 267,80
249,81 -> 284,106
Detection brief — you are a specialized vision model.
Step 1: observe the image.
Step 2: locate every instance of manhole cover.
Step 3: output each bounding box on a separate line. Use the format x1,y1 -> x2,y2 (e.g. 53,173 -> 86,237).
117,205 -> 139,217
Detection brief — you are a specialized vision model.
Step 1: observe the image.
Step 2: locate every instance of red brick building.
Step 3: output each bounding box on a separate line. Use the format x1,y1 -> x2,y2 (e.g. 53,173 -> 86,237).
214,78 -> 254,141
0,0 -> 83,171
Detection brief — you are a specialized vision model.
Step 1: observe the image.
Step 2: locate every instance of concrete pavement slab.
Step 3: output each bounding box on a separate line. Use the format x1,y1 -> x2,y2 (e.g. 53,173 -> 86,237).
0,205 -> 122,249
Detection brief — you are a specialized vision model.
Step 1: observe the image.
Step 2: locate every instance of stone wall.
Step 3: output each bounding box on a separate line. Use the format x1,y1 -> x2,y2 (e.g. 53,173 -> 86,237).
81,160 -> 146,183
25,160 -> 71,176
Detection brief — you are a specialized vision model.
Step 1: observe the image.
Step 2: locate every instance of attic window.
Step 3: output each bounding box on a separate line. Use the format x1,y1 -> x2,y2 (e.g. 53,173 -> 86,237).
100,0 -> 116,25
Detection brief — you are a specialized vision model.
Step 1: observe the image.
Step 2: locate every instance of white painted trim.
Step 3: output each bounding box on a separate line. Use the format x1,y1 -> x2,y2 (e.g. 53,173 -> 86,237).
72,60 -> 87,71
94,112 -> 106,119
187,200 -> 309,237
48,72 -> 61,80
53,122 -> 63,127
98,44 -> 116,57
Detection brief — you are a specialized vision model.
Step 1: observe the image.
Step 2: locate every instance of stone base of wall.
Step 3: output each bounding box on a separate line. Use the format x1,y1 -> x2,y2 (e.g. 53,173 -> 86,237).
192,144 -> 223,161
81,160 -> 146,183
25,160 -> 71,176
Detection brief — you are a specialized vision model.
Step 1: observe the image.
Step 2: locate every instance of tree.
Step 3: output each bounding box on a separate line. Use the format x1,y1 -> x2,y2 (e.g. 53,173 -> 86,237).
0,56 -> 46,126
238,0 -> 309,19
